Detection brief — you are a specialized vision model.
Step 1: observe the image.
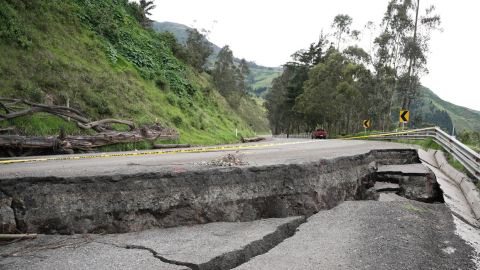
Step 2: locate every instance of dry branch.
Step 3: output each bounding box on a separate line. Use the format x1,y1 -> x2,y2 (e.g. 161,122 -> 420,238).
240,136 -> 266,143
152,143 -> 191,149
0,98 -> 182,153
0,234 -> 37,240
0,125 -> 179,150
0,98 -> 133,132
78,119 -> 135,131
0,234 -> 93,258
0,98 -> 85,117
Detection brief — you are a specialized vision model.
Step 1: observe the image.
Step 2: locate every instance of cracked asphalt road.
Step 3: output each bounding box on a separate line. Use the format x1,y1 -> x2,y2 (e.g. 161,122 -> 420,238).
1,139 -> 478,269
0,217 -> 304,270
235,201 -> 477,270
1,201 -> 477,270
0,137 -> 410,179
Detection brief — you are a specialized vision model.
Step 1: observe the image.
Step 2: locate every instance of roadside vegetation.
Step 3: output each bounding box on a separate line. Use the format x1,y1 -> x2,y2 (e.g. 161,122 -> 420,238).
0,0 -> 268,156
265,1 -> 442,136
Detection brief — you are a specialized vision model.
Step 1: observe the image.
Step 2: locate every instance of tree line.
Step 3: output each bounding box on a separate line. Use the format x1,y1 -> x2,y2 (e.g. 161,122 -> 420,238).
265,0 -> 442,136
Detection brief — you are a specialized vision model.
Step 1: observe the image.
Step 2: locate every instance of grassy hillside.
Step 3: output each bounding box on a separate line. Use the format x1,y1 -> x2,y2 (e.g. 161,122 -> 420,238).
0,0 -> 268,153
247,68 -> 283,96
421,87 -> 480,132
152,21 -> 190,44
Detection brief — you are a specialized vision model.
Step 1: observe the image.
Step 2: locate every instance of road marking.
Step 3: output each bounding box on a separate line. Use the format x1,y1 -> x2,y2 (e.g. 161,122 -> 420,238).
0,130 -> 424,165
337,129 -> 426,140
0,140 -> 313,165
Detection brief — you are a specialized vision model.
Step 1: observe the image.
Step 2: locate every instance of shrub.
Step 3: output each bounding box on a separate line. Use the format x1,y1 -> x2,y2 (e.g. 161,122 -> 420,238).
172,115 -> 183,126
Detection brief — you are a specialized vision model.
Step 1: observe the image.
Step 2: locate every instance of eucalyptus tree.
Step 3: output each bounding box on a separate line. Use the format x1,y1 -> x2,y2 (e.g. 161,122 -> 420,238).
184,28 -> 214,72
331,14 -> 353,51
212,45 -> 249,108
264,69 -> 295,134
400,1 -> 441,111
377,0 -> 441,129
283,32 -> 332,133
375,0 -> 414,129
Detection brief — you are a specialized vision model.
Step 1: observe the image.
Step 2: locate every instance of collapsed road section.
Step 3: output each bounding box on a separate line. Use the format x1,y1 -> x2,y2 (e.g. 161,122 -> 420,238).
0,149 -> 419,235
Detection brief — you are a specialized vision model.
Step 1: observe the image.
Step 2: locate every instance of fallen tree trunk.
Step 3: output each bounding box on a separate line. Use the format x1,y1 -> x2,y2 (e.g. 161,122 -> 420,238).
77,119 -> 135,131
240,136 -> 266,143
0,234 -> 37,240
0,99 -> 135,133
152,143 -> 191,149
0,125 -> 179,151
0,127 -> 14,132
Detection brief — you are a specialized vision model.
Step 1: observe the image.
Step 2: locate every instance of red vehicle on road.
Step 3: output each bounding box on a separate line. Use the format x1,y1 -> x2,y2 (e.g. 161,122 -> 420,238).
311,129 -> 327,139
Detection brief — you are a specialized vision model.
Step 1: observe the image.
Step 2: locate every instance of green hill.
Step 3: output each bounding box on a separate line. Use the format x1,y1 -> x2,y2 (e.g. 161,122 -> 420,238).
421,87 -> 480,132
0,0 -> 268,154
152,21 -> 190,44
152,21 -> 284,99
247,68 -> 283,98
400,87 -> 479,134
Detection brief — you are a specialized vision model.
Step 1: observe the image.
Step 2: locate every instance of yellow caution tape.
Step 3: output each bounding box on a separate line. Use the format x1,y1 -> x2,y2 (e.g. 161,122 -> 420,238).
0,130 -> 430,165
0,140 -> 313,165
337,129 -> 432,140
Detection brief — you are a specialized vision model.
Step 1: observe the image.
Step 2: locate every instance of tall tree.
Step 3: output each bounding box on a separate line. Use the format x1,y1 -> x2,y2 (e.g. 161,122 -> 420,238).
183,28 -> 214,71
331,14 -> 353,51
376,0 -> 414,129
139,0 -> 156,16
212,46 -> 249,108
265,69 -> 294,134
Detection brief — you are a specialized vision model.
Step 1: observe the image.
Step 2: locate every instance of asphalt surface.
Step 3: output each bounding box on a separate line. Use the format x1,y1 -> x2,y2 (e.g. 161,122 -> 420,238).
235,201 -> 476,270
0,137 -> 410,179
1,139 -> 479,269
1,202 -> 476,270
0,217 -> 303,270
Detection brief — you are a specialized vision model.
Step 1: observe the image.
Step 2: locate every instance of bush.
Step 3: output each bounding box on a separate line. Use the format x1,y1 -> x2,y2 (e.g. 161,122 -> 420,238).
165,94 -> 176,106
172,116 -> 183,126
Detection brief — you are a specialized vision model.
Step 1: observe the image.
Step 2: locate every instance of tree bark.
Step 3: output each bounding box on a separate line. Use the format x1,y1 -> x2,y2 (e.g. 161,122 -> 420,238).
403,0 -> 420,111
0,99 -> 136,133
0,126 -> 179,151
0,234 -> 37,240
153,144 -> 191,149
77,119 -> 135,131
240,136 -> 266,143
0,127 -> 14,132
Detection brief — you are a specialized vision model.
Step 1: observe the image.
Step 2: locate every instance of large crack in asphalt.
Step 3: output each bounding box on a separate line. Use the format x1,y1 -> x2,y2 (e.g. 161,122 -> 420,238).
121,216 -> 307,270
124,245 -> 197,270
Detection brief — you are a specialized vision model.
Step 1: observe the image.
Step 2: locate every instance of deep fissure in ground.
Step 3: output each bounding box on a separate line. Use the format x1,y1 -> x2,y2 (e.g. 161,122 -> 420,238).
0,149 -> 442,236
0,149 -> 445,270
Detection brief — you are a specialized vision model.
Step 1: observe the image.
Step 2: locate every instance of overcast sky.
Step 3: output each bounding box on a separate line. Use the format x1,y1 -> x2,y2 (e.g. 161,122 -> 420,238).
150,0 -> 479,111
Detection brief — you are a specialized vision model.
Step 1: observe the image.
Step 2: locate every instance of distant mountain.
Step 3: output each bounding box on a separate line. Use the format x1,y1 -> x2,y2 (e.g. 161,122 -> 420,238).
402,87 -> 479,134
421,87 -> 480,132
152,21 -> 283,97
152,21 -> 190,44
152,21 -> 282,70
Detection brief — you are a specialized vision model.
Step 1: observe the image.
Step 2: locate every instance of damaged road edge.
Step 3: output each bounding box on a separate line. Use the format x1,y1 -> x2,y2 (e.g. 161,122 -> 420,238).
124,216 -> 306,270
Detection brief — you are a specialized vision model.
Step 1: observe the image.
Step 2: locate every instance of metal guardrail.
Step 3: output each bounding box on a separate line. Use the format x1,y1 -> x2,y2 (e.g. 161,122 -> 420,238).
272,133 -> 312,139
271,127 -> 479,180
372,127 -> 480,181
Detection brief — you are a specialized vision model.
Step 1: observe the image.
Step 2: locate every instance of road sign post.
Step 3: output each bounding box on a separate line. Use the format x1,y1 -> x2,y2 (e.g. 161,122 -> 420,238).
399,110 -> 409,131
363,120 -> 370,136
